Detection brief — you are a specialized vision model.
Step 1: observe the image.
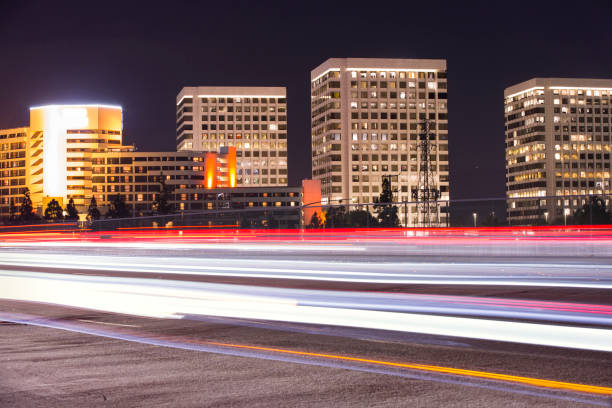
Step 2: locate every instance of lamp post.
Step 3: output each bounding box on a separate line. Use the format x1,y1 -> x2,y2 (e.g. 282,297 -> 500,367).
564,208 -> 570,226
544,211 -> 549,224
472,212 -> 477,228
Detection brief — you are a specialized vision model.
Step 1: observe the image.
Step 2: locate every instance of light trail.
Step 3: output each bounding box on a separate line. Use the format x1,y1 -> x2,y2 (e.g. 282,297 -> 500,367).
3,224 -> 612,246
2,226 -> 611,405
1,271 -> 611,351
1,250 -> 611,289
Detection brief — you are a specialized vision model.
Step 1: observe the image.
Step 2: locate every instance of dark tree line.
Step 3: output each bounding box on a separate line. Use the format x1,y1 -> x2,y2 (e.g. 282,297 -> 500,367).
3,174 -> 179,224
572,196 -> 612,225
308,177 -> 400,228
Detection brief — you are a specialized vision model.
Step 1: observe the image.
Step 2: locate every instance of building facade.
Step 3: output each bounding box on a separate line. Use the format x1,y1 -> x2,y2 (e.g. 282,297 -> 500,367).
0,127 -> 29,217
504,78 -> 612,224
90,148 -> 236,215
28,104 -> 127,211
1,104 -> 318,225
310,58 -> 449,226
176,87 -> 288,187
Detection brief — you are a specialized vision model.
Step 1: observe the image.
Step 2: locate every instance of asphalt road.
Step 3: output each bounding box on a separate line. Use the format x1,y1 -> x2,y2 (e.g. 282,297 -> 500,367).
1,300 -> 611,408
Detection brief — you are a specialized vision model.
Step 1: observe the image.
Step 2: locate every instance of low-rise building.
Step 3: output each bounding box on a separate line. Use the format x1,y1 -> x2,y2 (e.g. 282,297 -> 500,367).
0,104 -> 318,225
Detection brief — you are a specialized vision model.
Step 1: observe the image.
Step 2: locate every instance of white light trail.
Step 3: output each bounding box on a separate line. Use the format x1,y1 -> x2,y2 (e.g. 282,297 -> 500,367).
1,251 -> 611,288
1,271 -> 611,352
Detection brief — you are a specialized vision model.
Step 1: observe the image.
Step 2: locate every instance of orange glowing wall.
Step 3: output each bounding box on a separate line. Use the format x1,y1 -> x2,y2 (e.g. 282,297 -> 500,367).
227,146 -> 237,188
302,179 -> 322,226
204,152 -> 218,189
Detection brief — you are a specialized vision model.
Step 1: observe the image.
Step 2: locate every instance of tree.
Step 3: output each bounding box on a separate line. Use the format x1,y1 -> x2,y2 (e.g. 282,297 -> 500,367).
239,213 -> 253,229
106,194 -> 130,218
323,205 -> 346,228
374,177 -> 400,227
44,199 -> 64,221
345,209 -> 379,228
8,198 -> 17,222
87,196 -> 101,220
308,211 -> 322,228
19,188 -> 36,221
153,175 -> 174,214
573,196 -> 611,225
65,198 -> 79,220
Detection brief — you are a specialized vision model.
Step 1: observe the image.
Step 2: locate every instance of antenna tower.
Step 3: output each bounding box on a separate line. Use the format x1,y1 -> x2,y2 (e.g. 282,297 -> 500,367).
411,120 -> 440,227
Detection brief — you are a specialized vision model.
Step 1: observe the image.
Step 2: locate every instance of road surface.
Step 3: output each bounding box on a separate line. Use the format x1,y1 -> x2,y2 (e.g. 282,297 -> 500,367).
1,226 -> 611,406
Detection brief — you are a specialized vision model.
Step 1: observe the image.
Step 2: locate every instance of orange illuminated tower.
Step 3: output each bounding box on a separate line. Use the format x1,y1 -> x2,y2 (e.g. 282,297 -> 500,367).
204,152 -> 218,189
227,146 -> 237,188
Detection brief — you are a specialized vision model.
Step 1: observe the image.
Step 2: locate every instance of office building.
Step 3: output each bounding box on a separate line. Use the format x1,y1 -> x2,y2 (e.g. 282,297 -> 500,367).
310,58 -> 449,226
0,104 -> 317,225
505,78 -> 612,224
0,127 -> 29,216
176,86 -> 288,187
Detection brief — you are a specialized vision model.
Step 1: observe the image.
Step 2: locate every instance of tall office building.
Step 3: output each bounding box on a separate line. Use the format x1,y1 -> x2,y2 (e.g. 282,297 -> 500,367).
176,87 -> 288,187
505,78 -> 612,224
310,58 -> 449,226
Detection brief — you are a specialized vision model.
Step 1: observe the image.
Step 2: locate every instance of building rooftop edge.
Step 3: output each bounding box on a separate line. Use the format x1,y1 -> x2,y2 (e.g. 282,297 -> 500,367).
177,86 -> 287,101
29,104 -> 122,110
504,78 -> 612,97
310,57 -> 447,79
0,126 -> 29,132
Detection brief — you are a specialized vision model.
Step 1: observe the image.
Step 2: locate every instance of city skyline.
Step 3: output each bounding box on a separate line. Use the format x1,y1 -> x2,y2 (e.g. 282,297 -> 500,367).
1,1 -> 610,201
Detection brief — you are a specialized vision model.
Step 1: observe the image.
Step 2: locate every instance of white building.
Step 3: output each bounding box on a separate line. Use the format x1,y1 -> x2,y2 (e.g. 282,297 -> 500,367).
176,87 -> 288,187
310,58 -> 449,226
504,78 -> 612,224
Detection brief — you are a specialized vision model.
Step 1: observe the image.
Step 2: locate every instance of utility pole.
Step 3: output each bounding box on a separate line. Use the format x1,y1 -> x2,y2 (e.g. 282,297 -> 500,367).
411,120 -> 440,228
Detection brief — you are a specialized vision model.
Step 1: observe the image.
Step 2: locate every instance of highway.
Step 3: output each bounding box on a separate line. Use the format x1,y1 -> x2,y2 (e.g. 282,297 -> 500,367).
1,226 -> 611,406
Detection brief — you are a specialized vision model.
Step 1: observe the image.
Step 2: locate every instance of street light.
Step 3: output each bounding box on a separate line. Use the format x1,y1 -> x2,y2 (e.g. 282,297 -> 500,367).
544,211 -> 549,224
472,212 -> 477,228
564,208 -> 570,226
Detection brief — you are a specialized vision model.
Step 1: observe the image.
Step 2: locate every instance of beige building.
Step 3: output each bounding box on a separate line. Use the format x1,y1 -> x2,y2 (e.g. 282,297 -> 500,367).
0,104 -> 230,216
0,127 -> 29,215
0,104 -> 319,226
176,86 -> 288,187
505,78 -> 612,224
89,148 -> 236,215
310,58 -> 449,226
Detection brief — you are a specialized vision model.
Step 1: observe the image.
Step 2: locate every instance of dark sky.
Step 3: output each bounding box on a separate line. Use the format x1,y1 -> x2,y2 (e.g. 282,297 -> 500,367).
1,1 -> 610,199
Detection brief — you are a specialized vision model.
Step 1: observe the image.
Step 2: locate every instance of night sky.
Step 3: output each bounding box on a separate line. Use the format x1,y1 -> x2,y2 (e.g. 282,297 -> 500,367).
1,1 -> 610,200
